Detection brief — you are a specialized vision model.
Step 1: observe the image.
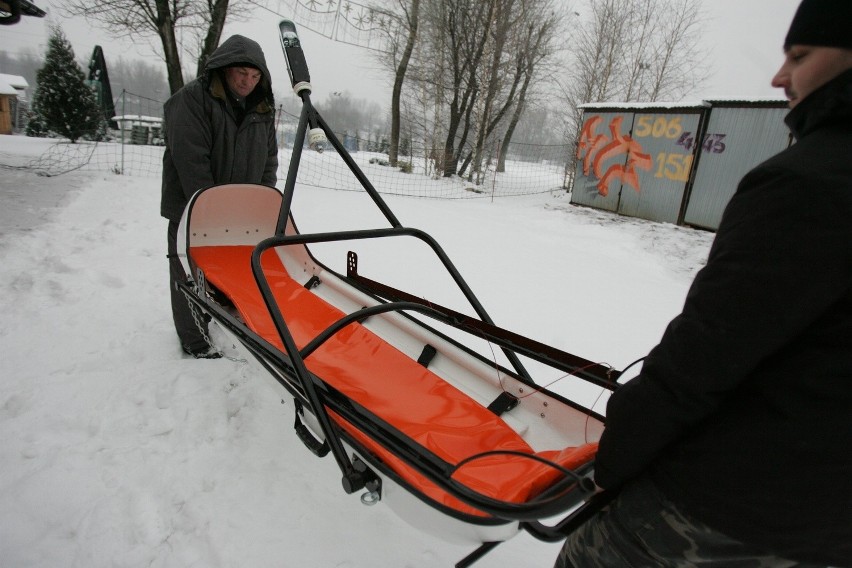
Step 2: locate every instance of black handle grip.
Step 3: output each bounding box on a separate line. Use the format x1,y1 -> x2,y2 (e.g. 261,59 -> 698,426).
294,410 -> 330,457
279,20 -> 311,89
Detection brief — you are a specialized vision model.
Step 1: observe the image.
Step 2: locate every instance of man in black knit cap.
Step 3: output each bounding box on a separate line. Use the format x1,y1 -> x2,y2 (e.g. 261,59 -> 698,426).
554,0 -> 852,566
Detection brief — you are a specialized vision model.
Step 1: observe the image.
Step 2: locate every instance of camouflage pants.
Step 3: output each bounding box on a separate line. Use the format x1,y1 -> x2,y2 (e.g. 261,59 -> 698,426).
554,476 -> 823,568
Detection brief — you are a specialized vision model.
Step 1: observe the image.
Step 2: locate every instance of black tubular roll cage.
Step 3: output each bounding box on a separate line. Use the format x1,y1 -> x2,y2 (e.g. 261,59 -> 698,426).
180,38 -> 622,566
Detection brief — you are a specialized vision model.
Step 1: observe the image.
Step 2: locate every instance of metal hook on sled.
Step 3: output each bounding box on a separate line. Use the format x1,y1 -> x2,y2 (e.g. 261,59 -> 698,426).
360,489 -> 380,506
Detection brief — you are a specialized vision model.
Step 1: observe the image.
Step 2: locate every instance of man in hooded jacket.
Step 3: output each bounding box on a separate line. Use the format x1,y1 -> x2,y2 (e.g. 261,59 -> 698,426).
161,35 -> 278,358
555,0 -> 852,566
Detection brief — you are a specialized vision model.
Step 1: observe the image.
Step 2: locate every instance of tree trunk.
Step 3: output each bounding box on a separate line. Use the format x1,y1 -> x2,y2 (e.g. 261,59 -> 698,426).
440,0 -> 495,177
154,0 -> 184,94
389,0 -> 420,167
498,75 -> 530,172
498,14 -> 552,172
442,96 -> 464,176
469,0 -> 514,182
196,0 -> 230,80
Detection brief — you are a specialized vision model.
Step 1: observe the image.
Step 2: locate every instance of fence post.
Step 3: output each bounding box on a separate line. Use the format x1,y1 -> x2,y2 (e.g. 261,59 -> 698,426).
491,141 -> 501,203
120,90 -> 126,175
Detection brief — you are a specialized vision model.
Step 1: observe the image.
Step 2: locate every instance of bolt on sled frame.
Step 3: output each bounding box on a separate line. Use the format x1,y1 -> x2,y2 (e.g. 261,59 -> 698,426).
175,20 -> 621,567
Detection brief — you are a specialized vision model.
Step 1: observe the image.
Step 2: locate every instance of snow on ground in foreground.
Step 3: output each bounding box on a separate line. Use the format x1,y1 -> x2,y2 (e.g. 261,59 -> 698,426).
0,135 -> 713,567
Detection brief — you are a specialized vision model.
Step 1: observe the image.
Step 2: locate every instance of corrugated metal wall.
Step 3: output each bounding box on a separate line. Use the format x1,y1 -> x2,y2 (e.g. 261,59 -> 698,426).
617,111 -> 703,224
571,101 -> 790,229
683,105 -> 791,230
572,111 -> 636,213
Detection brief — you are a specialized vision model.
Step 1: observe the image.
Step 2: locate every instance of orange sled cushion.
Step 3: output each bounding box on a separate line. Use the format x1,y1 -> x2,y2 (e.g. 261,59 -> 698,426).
191,245 -> 596,516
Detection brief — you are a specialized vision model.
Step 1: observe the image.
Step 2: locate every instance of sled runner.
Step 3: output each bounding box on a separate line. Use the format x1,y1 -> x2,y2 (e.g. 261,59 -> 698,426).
175,20 -> 621,567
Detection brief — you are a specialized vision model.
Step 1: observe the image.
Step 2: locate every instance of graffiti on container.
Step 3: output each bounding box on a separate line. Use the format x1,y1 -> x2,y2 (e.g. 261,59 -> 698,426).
576,115 -> 652,196
676,132 -> 727,153
633,114 -> 694,182
578,114 -> 730,195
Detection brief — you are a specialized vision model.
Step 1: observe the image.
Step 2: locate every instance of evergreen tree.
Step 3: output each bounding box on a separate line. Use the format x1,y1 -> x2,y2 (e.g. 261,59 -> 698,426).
29,25 -> 102,143
24,111 -> 48,138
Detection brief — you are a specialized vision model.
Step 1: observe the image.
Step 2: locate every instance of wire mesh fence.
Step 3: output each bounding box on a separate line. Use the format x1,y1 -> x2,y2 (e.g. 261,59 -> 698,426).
1,90 -> 575,199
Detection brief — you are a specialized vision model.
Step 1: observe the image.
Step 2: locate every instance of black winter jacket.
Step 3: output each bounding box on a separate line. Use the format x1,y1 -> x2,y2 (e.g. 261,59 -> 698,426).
595,69 -> 852,566
160,35 -> 278,221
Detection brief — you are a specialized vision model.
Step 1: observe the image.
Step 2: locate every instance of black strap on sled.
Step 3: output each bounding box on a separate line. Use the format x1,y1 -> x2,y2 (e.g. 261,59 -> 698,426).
304,275 -> 321,290
486,391 -> 519,415
293,400 -> 330,457
417,344 -> 437,367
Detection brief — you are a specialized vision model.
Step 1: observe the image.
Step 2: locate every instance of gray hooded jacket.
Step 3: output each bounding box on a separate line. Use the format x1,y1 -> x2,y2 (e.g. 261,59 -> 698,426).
160,35 -> 278,221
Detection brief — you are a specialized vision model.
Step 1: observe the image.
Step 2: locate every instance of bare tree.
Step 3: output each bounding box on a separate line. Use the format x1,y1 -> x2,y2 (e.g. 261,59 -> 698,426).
435,0 -> 497,176
371,0 -> 421,167
644,0 -> 705,101
370,0 -> 564,181
622,0 -> 656,101
398,20 -> 450,176
461,0 -> 518,180
497,0 -> 563,172
63,0 -> 256,95
451,0 -> 566,179
194,0 -> 233,79
565,0 -> 633,107
417,0 -> 451,175
558,0 -> 706,146
315,91 -> 384,140
110,57 -> 169,101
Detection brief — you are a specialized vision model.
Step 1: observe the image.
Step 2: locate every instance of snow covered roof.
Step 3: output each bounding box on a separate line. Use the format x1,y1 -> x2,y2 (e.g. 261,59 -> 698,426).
579,101 -> 709,110
579,98 -> 788,110
0,74 -> 29,97
112,114 -> 163,122
701,98 -> 789,107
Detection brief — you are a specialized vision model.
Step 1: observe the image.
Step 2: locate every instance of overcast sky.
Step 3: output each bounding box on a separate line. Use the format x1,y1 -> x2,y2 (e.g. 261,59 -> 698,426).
2,0 -> 800,103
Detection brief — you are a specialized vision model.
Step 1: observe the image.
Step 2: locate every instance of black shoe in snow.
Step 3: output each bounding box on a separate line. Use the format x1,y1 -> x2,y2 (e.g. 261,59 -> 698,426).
182,345 -> 223,359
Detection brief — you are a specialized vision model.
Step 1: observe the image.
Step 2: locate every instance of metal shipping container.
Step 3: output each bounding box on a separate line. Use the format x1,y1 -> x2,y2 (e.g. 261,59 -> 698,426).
683,101 -> 791,230
572,103 -> 707,225
571,100 -> 790,230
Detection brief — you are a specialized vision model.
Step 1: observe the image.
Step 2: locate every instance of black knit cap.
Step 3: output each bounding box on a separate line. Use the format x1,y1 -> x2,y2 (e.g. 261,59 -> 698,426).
784,0 -> 852,50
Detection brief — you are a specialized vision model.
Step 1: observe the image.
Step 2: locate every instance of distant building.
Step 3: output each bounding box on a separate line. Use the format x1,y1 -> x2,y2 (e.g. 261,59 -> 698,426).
113,114 -> 164,145
0,73 -> 30,134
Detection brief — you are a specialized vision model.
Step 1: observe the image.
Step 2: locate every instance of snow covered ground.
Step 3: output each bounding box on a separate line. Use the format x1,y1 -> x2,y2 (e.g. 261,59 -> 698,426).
0,135 -> 714,567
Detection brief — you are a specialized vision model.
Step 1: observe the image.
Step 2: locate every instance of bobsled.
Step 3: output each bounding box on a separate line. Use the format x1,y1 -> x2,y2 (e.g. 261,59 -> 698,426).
174,20 -> 621,567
